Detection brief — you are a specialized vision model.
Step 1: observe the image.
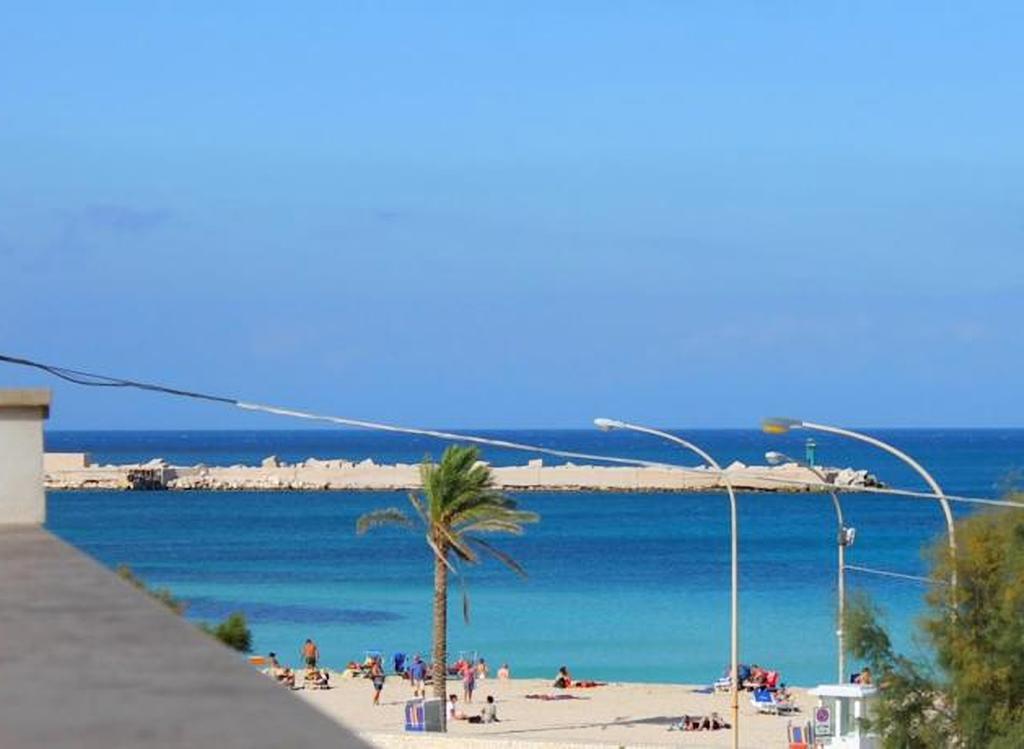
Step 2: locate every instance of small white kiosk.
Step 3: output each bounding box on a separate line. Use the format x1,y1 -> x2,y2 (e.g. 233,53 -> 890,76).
807,684 -> 879,748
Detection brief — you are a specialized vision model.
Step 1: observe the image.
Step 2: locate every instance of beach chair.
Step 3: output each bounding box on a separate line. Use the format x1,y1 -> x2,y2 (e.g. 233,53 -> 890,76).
787,720 -> 813,749
751,688 -> 798,715
713,663 -> 748,692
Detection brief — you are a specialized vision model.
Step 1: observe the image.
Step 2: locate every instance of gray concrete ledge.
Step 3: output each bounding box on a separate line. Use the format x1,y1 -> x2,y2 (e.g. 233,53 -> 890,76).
0,526 -> 369,748
0,388 -> 51,417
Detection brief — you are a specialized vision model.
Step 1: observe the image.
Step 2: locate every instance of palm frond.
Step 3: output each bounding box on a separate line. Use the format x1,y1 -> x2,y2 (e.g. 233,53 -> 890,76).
407,492 -> 428,523
452,560 -> 472,624
467,535 -> 529,578
435,522 -> 479,564
454,505 -> 540,535
425,534 -> 457,573
356,507 -> 414,535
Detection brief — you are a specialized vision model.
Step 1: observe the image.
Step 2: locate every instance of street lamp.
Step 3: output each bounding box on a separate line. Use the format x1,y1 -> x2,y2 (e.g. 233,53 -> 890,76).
763,418 -> 957,599
594,418 -> 740,749
766,450 -> 854,683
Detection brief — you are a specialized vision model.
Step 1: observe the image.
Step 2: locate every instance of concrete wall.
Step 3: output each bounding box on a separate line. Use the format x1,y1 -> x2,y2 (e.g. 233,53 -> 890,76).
0,389 -> 50,524
44,452 -> 90,471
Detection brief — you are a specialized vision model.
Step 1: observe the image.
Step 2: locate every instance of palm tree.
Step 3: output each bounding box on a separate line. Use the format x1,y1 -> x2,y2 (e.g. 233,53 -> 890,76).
356,444 -> 539,730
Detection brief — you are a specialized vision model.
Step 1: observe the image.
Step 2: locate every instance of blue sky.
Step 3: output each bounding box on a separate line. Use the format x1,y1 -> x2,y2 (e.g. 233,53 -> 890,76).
1,2 -> 1022,429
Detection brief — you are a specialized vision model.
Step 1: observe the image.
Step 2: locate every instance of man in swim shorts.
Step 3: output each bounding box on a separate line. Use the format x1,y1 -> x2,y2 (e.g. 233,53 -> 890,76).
301,638 -> 319,669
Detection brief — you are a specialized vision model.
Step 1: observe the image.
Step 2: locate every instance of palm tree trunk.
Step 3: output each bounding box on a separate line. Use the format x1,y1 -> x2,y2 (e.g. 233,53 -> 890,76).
432,545 -> 448,731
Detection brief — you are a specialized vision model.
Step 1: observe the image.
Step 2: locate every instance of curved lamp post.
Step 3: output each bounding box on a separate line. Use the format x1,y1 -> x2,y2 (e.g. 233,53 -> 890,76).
594,418 -> 740,749
763,418 -> 957,599
766,450 -> 854,683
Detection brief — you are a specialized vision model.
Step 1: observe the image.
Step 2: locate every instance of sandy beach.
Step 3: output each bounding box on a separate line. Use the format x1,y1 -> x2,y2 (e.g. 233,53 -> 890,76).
285,673 -> 813,748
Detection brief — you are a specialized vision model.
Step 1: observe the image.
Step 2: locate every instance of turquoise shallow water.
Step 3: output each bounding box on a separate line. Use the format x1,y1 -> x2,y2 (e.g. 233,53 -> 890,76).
45,429 -> 1023,686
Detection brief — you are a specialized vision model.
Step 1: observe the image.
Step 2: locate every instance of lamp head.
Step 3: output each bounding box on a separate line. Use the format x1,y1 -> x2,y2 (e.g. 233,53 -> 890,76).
593,417 -> 623,432
764,451 -> 792,466
762,417 -> 802,435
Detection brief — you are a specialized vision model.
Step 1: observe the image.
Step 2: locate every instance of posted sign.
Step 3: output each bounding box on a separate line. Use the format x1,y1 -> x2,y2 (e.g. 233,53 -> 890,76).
814,706 -> 834,737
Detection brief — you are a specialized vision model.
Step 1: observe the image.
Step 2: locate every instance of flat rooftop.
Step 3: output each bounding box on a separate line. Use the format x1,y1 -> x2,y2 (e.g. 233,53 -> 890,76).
0,526 -> 369,749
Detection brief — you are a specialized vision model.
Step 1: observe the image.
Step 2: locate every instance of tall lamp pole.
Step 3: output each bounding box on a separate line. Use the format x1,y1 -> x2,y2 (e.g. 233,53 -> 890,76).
763,418 -> 957,600
594,418 -> 740,749
765,450 -> 853,683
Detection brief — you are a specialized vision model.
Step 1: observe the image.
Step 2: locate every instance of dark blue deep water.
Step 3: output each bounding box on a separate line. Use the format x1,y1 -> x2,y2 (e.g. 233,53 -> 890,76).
45,429 -> 1023,685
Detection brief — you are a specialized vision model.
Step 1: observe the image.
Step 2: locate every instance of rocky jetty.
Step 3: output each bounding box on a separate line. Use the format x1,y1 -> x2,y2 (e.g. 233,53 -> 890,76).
44,453 -> 881,493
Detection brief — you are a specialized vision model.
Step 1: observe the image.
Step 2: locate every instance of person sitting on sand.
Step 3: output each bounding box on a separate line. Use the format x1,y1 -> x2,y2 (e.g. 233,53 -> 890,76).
265,652 -> 287,681
497,663 -> 510,680
447,694 -> 467,721
553,666 -> 572,689
481,695 -> 499,723
277,667 -> 296,689
747,664 -> 767,689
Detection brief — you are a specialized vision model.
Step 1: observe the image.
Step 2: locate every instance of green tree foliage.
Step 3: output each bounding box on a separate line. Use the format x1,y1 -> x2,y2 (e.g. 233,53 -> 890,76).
116,565 -> 253,654
356,445 -> 539,730
199,613 -> 253,653
845,498 -> 1024,748
116,564 -> 186,615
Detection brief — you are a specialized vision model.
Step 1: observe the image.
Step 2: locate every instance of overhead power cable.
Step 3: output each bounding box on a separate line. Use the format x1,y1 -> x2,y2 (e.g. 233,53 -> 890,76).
845,564 -> 939,585
2,352 -> 1021,509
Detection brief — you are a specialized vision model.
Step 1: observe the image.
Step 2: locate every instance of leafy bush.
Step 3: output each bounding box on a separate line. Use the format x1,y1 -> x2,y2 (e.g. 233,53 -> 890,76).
117,565 -> 252,653
116,564 -> 186,615
199,613 -> 253,653
846,498 -> 1024,748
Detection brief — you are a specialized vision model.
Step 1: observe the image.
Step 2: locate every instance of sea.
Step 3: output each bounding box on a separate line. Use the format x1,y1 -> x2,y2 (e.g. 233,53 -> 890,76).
45,428 -> 1023,686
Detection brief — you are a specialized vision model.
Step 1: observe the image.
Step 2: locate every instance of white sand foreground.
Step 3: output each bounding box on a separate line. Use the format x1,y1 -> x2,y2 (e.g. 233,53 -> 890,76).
289,674 -> 813,748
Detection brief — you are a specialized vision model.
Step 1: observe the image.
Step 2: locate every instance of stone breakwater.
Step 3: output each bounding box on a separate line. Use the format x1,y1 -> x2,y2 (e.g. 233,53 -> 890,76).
43,453 -> 881,493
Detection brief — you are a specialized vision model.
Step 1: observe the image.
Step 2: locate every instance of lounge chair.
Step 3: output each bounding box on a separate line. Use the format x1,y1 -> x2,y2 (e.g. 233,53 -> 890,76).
714,664 -> 750,692
751,688 -> 798,715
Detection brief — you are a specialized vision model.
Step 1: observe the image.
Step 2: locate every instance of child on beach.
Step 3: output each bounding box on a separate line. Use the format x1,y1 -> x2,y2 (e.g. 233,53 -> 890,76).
370,656 -> 385,705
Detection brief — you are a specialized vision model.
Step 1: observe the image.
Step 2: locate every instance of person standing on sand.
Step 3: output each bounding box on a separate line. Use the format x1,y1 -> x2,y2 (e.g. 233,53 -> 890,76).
497,663 -> 510,680
408,654 -> 427,698
301,639 -> 319,670
461,660 -> 476,703
370,656 -> 386,706
476,658 -> 488,680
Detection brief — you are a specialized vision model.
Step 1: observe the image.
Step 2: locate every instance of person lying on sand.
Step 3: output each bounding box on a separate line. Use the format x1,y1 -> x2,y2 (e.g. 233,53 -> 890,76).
668,712 -> 731,731
525,693 -> 585,701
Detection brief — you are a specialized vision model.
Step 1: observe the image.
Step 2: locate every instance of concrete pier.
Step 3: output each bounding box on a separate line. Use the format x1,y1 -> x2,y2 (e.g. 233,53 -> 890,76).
43,453 -> 880,493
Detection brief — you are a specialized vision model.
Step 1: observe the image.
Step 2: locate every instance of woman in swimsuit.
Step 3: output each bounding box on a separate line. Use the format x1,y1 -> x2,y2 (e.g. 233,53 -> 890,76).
553,666 -> 572,689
